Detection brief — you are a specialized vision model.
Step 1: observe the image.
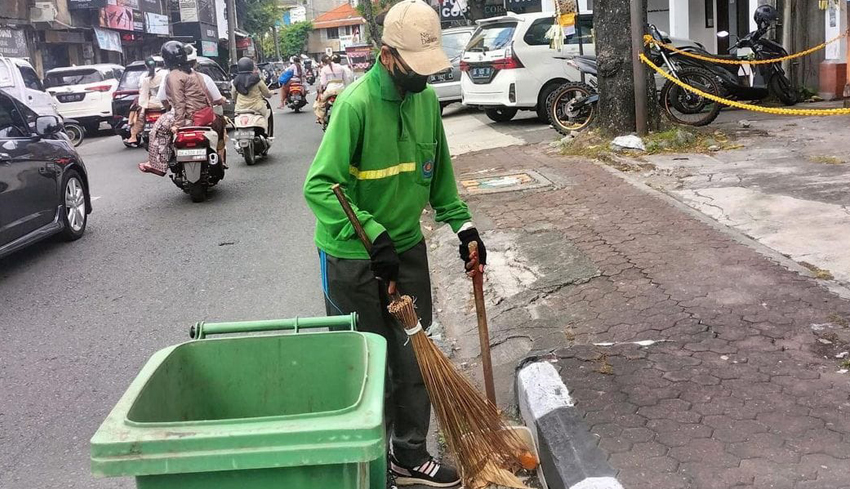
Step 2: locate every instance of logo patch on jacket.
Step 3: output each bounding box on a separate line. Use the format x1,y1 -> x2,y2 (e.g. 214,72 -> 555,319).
422,160 -> 434,179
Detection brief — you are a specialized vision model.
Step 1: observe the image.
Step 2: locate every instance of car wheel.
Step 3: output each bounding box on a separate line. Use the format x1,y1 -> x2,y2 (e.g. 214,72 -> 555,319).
537,83 -> 561,122
60,170 -> 87,241
485,108 -> 518,123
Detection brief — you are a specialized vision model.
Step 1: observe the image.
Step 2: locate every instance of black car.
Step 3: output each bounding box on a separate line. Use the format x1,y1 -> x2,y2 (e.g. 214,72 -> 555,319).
113,56 -> 233,142
0,89 -> 91,259
112,57 -> 165,141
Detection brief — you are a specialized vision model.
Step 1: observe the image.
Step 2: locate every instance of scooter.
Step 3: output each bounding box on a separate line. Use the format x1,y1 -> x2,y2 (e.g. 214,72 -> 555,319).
547,56 -> 598,135
321,94 -> 336,132
139,108 -> 165,149
286,83 -> 308,112
233,101 -> 274,165
169,126 -> 225,203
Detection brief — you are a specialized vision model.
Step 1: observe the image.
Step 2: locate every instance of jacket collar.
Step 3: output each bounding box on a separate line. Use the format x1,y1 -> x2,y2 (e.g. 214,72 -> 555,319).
375,62 -> 402,102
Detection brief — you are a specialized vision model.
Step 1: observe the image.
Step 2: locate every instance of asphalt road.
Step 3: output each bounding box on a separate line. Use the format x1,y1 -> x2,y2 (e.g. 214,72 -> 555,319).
0,106 -> 325,487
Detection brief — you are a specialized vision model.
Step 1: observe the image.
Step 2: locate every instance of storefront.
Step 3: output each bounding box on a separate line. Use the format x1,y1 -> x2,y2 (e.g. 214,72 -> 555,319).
0,26 -> 30,59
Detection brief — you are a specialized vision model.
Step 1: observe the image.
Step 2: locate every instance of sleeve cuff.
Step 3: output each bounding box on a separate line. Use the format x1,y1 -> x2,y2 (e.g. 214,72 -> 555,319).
363,219 -> 387,243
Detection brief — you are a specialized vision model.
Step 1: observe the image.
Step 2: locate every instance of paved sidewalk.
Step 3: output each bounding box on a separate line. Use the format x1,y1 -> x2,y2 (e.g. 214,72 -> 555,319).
443,144 -> 850,489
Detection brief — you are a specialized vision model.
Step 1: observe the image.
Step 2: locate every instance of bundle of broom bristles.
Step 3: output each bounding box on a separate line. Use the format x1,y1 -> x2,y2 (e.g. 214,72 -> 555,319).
388,295 -> 538,489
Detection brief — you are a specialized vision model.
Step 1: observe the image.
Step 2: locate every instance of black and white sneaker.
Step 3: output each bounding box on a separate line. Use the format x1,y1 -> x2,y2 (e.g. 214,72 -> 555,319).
390,455 -> 461,487
387,469 -> 398,489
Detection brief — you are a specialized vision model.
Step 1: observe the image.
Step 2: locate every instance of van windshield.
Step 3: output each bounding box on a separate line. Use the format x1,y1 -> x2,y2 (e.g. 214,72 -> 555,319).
44,69 -> 103,88
118,68 -> 145,91
466,23 -> 516,53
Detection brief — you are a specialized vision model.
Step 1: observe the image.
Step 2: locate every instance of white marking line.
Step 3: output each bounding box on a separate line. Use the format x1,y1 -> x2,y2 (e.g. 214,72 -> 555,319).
518,361 -> 574,421
593,339 -> 670,347
570,477 -> 626,489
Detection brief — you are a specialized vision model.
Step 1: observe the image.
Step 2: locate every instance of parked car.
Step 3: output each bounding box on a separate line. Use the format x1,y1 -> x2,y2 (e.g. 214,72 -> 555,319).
0,56 -> 59,117
430,26 -> 475,111
460,12 -> 702,122
0,89 -> 91,259
195,56 -> 235,118
111,56 -> 165,140
44,64 -> 124,133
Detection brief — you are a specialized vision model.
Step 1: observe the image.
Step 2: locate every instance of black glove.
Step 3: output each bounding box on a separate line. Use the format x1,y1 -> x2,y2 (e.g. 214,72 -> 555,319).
458,227 -> 486,269
369,232 -> 400,284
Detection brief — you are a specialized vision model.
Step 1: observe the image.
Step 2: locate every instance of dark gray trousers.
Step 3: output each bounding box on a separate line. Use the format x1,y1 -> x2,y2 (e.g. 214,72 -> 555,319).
320,240 -> 432,467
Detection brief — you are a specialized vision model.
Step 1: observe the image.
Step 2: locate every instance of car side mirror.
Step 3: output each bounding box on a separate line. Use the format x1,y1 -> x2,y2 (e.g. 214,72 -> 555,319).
36,115 -> 62,136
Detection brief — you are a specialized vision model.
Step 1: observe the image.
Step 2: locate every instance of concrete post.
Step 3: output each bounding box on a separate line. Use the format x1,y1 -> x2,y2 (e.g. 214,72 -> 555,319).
845,1 -> 850,105
669,0 -> 689,39
227,0 -> 237,67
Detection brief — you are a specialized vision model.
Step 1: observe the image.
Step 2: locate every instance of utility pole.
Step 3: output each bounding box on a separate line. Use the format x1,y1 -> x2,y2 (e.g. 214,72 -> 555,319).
845,0 -> 850,107
630,0 -> 647,135
227,0 -> 238,66
272,25 -> 282,61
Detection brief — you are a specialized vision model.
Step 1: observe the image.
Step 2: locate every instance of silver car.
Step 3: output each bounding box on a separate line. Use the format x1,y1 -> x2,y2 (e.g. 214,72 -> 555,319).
430,26 -> 476,111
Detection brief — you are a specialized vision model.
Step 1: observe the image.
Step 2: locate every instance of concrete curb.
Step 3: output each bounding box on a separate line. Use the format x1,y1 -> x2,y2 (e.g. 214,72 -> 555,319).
516,360 -> 624,489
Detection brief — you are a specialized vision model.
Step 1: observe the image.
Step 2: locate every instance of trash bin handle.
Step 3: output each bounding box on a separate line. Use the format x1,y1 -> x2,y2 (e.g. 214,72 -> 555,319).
190,313 -> 358,339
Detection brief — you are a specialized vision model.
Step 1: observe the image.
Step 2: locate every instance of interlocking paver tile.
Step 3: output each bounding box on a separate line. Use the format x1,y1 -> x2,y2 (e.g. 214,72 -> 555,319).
454,145 -> 850,488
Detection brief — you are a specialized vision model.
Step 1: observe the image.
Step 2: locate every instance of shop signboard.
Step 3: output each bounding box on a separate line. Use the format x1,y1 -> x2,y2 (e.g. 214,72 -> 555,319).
93,27 -> 123,53
133,10 -> 145,31
145,12 -> 169,34
179,0 -> 198,22
0,28 -> 28,58
100,5 -> 134,31
69,0 -> 108,9
201,40 -> 218,57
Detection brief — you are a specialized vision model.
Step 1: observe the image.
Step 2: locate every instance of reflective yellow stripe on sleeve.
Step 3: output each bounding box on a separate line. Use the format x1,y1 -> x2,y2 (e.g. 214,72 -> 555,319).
349,162 -> 416,180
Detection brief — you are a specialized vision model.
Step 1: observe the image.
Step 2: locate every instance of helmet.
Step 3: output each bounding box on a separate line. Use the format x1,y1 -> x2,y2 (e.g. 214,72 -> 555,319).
754,5 -> 779,29
292,56 -> 301,64
161,41 -> 187,69
185,44 -> 198,63
237,57 -> 254,74
144,55 -> 157,69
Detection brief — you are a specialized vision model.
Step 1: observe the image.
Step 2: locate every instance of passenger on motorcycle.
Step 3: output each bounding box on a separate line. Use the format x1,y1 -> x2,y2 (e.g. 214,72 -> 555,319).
278,56 -> 304,109
139,41 -> 224,176
125,56 -> 164,145
314,55 -> 352,123
232,57 -> 273,129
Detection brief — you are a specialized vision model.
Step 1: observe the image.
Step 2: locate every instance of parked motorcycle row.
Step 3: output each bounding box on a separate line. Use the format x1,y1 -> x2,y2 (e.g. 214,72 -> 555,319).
546,19 -> 798,134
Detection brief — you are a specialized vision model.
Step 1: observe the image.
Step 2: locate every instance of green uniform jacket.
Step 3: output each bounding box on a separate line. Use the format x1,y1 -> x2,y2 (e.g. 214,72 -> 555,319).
303,63 -> 472,259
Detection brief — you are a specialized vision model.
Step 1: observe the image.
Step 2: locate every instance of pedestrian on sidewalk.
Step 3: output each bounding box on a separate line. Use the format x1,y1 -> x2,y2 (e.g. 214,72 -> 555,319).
303,1 -> 487,487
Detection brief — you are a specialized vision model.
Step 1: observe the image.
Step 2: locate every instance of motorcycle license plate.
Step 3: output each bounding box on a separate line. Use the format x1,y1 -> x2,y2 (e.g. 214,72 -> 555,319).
235,129 -> 254,139
144,123 -> 152,131
176,148 -> 207,161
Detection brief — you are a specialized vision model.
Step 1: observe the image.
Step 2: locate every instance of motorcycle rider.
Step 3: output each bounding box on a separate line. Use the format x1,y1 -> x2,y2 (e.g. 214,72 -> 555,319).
314,54 -> 352,123
125,56 -> 163,145
139,41 -> 224,176
232,57 -> 274,136
278,56 -> 304,109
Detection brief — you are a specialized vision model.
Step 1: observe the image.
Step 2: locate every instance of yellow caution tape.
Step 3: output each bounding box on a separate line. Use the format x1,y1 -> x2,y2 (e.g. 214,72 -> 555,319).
643,30 -> 848,66
640,53 -> 850,116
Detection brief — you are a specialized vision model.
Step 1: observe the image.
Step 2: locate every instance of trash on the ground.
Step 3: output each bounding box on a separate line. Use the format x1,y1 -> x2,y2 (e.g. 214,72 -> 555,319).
838,369 -> 849,374
708,145 -> 721,152
738,120 -> 752,128
611,135 -> 646,152
720,355 -> 729,360
818,338 -> 833,345
836,351 -> 849,359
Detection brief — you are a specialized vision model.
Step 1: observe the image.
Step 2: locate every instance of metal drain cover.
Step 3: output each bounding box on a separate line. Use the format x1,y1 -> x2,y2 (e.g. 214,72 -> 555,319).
460,170 -> 552,194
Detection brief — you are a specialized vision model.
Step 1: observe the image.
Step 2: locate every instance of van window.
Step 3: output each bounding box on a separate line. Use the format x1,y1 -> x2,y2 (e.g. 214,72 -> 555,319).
0,94 -> 30,138
197,63 -> 226,82
118,67 -> 145,91
18,66 -> 44,91
442,30 -> 473,59
567,15 -> 594,45
44,69 -> 104,88
523,17 -> 556,46
467,23 -> 517,52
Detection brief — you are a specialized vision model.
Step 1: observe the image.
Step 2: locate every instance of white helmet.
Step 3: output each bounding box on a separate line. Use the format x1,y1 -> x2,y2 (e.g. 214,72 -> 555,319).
185,44 -> 198,62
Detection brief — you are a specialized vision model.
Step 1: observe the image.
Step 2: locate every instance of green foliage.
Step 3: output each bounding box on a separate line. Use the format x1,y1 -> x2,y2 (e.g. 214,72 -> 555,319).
278,21 -> 314,59
239,0 -> 282,35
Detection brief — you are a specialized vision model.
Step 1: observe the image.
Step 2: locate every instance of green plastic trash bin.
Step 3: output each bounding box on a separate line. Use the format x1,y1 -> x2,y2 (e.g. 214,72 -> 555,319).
91,316 -> 387,489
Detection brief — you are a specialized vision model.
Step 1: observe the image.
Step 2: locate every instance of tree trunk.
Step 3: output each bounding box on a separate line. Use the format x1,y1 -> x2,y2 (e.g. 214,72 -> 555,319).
788,0 -> 825,91
361,0 -> 381,48
594,0 -> 660,136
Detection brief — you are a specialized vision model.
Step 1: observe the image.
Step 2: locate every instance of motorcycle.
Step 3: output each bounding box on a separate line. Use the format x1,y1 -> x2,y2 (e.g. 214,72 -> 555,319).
286,83 -> 308,112
169,126 -> 225,203
233,102 -> 274,165
546,56 -> 598,135
321,94 -> 336,132
139,108 -> 165,149
649,22 -> 796,127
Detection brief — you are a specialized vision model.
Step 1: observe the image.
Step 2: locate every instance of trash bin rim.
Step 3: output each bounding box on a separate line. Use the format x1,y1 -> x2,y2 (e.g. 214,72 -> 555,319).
123,331 -> 371,428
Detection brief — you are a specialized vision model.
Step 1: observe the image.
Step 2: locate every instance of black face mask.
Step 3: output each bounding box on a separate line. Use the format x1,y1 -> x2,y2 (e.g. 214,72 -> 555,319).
390,63 -> 428,94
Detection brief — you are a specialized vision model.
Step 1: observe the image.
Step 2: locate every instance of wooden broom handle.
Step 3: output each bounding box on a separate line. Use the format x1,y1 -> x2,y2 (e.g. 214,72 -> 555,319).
469,241 -> 496,405
331,184 -> 401,301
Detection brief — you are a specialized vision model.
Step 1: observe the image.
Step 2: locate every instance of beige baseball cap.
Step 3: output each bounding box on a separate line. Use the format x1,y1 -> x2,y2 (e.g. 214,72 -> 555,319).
381,0 -> 451,76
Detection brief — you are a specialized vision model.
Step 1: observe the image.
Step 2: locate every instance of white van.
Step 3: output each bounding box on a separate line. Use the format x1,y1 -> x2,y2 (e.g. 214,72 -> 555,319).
0,56 -> 59,117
